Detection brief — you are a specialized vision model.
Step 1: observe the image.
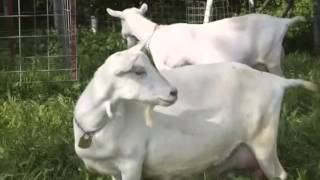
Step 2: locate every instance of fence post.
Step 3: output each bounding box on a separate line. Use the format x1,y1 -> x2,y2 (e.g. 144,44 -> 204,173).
314,0 -> 320,56
70,0 -> 77,80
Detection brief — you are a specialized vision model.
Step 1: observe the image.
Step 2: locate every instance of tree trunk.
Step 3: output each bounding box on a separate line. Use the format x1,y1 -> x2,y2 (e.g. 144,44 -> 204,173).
258,0 -> 272,13
282,0 -> 295,17
314,0 -> 320,56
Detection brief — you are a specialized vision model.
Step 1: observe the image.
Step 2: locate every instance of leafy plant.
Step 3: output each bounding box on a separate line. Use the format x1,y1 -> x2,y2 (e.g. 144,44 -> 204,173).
77,28 -> 125,80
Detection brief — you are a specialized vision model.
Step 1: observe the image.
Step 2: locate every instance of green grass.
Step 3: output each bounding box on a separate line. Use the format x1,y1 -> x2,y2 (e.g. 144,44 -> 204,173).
277,53 -> 320,180
0,49 -> 319,180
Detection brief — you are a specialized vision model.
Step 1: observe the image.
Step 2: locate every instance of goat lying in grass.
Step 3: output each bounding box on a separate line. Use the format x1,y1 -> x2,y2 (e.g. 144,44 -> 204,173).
74,44 -> 317,180
107,3 -> 305,75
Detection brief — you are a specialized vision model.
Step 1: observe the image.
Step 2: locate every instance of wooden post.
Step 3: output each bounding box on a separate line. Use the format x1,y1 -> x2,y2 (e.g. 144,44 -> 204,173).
314,0 -> 320,56
70,0 -> 77,80
4,0 -> 16,66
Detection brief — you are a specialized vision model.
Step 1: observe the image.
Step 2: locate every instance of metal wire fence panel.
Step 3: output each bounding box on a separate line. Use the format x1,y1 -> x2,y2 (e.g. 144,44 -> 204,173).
100,0 -> 248,29
0,0 -> 248,83
148,0 -> 186,24
101,0 -> 187,30
186,0 -> 248,24
186,0 -> 206,24
0,0 -> 77,83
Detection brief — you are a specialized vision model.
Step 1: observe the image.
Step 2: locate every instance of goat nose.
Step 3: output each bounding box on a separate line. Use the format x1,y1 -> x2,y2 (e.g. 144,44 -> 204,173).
169,88 -> 178,97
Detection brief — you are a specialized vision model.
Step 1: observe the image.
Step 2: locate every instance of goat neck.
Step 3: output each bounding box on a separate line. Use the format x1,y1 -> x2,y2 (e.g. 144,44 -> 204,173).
74,69 -> 113,132
126,13 -> 158,43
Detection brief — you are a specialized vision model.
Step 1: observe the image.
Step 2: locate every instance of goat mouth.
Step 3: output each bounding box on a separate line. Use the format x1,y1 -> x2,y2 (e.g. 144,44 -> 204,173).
158,97 -> 176,106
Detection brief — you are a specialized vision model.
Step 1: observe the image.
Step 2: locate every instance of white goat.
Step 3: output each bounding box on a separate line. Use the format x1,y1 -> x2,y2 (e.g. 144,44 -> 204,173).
74,45 -> 317,180
107,4 -> 305,75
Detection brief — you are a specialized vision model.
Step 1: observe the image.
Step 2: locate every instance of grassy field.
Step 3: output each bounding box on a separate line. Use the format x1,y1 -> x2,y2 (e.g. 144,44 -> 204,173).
0,39 -> 319,180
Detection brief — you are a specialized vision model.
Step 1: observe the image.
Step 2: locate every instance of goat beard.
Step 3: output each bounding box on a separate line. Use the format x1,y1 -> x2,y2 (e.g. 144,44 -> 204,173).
144,105 -> 155,127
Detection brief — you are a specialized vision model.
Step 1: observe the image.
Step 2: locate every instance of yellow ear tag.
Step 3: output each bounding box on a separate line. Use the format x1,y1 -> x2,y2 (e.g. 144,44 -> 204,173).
144,105 -> 154,127
78,132 -> 93,149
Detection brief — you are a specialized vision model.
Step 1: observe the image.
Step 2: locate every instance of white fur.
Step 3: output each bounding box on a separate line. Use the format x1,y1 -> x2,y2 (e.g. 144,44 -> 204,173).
107,4 -> 304,75
74,49 -> 317,180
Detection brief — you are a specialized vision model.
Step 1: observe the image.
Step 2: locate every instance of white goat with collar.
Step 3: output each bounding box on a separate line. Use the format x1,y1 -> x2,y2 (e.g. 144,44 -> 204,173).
74,44 -> 317,180
74,44 -> 177,134
107,3 -> 305,75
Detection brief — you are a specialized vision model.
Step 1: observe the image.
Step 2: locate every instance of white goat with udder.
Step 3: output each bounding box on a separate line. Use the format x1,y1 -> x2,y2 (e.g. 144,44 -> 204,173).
107,3 -> 305,75
74,44 -> 317,180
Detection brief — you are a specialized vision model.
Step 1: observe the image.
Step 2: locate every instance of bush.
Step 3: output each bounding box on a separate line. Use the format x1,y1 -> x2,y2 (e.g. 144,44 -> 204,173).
246,0 -> 314,52
0,95 -> 81,179
77,28 -> 125,81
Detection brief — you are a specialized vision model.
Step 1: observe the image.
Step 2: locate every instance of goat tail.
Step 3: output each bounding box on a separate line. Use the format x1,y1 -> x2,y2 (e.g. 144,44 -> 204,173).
286,16 -> 306,26
285,79 -> 318,92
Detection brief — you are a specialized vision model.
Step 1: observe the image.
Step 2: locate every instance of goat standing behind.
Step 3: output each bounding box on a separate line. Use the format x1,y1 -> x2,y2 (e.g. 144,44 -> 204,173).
107,3 -> 305,75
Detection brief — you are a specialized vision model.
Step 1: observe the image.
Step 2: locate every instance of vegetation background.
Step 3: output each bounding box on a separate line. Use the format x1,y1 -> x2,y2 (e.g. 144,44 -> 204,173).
0,0 -> 320,180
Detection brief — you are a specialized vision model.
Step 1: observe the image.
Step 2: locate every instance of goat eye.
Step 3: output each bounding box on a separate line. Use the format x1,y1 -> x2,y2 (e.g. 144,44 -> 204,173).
135,70 -> 146,76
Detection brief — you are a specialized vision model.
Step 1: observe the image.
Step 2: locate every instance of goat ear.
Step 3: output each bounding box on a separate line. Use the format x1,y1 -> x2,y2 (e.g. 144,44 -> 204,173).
113,54 -> 138,75
106,8 -> 124,18
105,101 -> 114,118
139,3 -> 148,15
